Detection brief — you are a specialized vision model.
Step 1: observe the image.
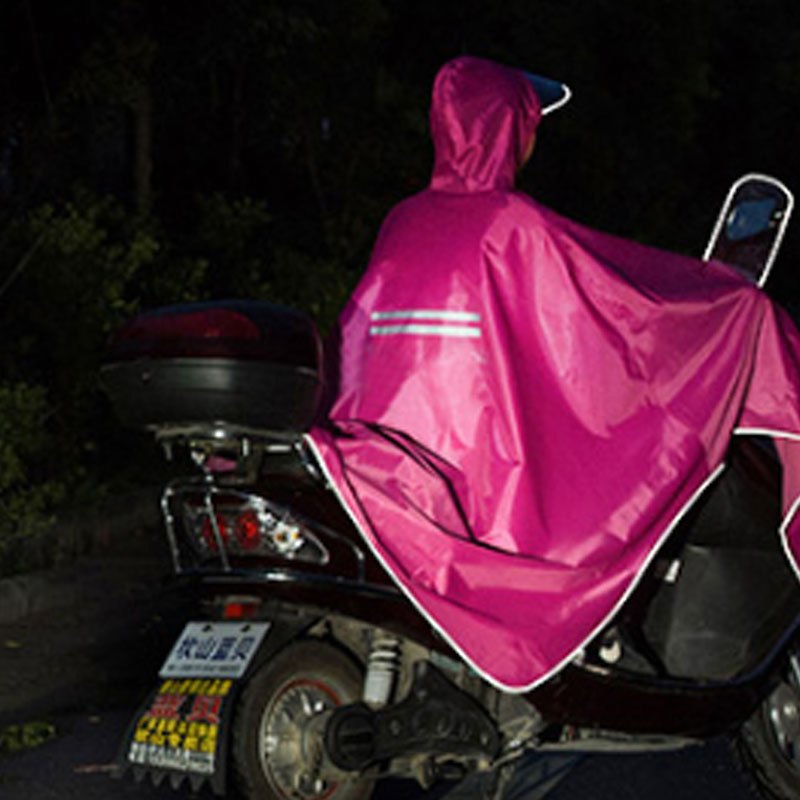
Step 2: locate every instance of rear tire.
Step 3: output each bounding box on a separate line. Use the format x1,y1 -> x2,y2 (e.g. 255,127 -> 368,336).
231,638 -> 375,800
736,648 -> 800,799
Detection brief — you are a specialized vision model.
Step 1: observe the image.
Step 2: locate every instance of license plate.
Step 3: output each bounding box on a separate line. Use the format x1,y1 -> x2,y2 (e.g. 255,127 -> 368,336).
159,621 -> 270,679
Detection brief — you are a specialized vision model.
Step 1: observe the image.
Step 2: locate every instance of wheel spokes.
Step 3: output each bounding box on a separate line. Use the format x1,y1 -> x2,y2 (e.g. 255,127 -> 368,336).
259,680 -> 338,799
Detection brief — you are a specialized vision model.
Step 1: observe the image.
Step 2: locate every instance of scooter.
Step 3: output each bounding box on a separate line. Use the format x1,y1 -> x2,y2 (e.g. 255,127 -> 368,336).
103,174 -> 799,800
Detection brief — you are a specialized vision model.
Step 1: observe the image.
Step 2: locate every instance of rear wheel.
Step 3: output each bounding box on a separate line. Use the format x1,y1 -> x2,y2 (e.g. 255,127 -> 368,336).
232,638 -> 375,800
737,648 -> 800,799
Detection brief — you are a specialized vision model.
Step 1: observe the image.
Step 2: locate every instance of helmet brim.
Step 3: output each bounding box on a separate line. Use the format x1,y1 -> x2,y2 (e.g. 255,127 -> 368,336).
524,72 -> 572,115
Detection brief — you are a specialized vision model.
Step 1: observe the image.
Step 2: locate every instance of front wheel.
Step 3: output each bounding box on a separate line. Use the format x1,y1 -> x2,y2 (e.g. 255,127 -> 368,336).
736,647 -> 800,799
231,638 -> 375,800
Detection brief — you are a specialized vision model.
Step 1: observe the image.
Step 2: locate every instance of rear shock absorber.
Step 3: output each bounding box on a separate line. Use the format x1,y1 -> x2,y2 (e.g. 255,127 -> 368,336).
362,634 -> 402,708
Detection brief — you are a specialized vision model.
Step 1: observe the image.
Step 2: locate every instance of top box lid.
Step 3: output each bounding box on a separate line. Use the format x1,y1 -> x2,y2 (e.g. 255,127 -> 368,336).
107,300 -> 321,369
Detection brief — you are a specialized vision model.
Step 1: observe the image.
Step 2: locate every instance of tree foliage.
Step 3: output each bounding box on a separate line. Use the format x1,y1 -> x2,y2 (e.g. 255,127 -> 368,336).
0,0 -> 798,566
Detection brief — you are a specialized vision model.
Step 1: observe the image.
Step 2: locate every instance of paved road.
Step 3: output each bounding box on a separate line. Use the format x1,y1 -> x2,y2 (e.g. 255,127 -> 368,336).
547,741 -> 760,800
0,553 -> 766,800
0,707 -> 763,799
0,709 -> 185,800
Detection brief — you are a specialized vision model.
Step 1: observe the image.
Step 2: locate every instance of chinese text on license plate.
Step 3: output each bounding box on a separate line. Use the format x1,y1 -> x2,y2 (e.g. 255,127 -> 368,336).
160,621 -> 270,679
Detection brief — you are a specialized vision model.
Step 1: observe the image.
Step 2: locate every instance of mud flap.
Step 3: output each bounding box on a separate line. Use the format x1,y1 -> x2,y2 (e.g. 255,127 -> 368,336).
116,676 -> 239,794
115,616 -> 312,794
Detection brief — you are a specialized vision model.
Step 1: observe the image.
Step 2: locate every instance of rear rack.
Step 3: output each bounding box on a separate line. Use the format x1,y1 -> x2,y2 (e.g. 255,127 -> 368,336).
153,424 -> 323,487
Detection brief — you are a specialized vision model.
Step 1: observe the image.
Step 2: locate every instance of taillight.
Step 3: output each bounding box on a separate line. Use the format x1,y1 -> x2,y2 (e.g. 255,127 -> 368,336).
201,513 -> 230,552
235,510 -> 261,550
180,492 -> 328,565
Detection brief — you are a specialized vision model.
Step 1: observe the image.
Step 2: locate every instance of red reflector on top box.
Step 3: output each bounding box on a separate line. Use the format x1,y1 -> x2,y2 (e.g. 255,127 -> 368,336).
117,307 -> 262,349
101,300 -> 322,439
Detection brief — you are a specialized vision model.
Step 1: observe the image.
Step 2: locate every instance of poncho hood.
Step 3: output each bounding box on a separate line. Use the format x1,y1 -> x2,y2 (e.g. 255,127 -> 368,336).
430,56 -> 542,192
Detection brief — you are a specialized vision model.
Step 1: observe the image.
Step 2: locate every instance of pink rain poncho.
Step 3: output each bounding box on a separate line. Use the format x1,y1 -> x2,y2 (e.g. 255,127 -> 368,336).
307,56 -> 800,691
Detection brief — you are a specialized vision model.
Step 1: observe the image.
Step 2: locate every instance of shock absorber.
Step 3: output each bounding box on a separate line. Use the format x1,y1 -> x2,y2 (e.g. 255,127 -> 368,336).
362,634 -> 402,708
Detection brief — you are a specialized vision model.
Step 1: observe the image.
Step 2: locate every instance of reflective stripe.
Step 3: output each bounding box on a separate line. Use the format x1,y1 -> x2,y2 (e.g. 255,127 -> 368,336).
370,324 -> 481,338
371,310 -> 481,323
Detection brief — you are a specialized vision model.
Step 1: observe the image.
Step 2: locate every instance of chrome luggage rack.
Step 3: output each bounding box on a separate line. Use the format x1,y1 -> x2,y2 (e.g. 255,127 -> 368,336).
151,422 -> 323,482
153,422 -> 302,465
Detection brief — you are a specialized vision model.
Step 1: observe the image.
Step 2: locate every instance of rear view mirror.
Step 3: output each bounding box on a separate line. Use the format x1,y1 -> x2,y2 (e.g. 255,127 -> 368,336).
703,173 -> 793,287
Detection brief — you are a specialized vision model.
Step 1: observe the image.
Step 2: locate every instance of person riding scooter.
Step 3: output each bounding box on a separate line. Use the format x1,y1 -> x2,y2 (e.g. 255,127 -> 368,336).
307,55 -> 800,694
103,55 -> 800,800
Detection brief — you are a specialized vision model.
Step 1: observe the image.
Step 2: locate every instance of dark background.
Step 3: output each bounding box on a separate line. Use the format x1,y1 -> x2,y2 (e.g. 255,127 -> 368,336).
0,0 -> 799,556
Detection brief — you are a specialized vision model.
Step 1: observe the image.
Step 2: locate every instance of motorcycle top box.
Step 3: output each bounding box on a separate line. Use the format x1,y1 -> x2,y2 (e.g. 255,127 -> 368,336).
101,300 -> 323,440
